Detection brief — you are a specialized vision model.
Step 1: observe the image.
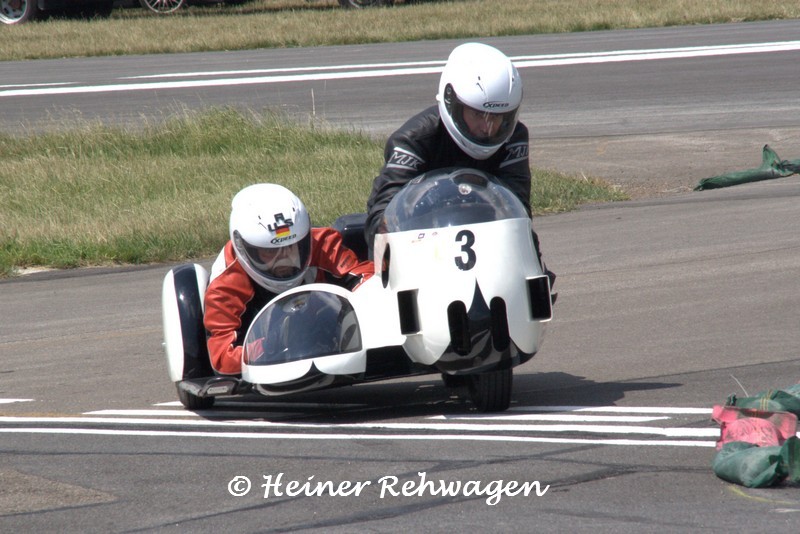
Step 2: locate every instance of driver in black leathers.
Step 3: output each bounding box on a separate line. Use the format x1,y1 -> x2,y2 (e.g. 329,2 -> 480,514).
365,42 -> 552,284
366,107 -> 532,236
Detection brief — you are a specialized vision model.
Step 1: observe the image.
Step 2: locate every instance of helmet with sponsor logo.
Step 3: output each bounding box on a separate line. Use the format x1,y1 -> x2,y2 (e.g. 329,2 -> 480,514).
229,184 -> 312,293
437,42 -> 522,160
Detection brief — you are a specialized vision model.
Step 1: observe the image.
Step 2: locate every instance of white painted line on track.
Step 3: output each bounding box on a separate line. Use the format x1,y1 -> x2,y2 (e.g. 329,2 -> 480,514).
3,41 -> 799,98
0,66 -> 443,97
0,415 -> 721,438
144,402 -> 713,415
512,40 -> 800,68
0,399 -> 34,404
508,405 -> 714,415
88,409 -> 670,423
0,402 -> 731,447
123,60 -> 445,80
0,82 -> 74,89
150,402 -> 344,409
87,409 -> 215,417
122,41 -> 800,80
429,414 -> 672,423
0,427 -> 717,447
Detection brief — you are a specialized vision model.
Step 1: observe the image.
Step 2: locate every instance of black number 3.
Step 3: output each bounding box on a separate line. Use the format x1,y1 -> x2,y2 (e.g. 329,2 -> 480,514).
454,230 -> 476,270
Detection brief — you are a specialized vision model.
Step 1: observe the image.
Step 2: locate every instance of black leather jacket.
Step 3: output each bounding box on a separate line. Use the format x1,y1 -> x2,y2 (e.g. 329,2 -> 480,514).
365,105 -> 532,245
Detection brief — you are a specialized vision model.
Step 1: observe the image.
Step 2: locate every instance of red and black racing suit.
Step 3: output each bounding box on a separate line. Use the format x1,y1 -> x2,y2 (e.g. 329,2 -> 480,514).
204,227 -> 374,375
365,105 -> 537,251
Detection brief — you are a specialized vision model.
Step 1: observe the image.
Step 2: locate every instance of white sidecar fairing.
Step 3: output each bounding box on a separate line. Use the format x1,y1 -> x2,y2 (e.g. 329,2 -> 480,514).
161,263 -> 211,383
240,283 -> 404,395
373,168 -> 552,374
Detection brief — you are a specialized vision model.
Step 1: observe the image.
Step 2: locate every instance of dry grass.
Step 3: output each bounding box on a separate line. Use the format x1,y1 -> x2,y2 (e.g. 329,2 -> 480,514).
1,0 -> 798,61
0,109 -> 624,274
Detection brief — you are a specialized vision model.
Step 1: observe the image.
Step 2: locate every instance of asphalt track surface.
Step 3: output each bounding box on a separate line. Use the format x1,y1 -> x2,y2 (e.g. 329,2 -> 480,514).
1,19 -> 800,533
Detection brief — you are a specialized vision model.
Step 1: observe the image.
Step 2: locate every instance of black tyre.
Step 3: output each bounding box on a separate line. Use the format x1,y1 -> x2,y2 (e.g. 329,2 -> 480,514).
467,367 -> 513,412
0,0 -> 38,25
177,385 -> 216,410
139,0 -> 186,14
338,0 -> 393,8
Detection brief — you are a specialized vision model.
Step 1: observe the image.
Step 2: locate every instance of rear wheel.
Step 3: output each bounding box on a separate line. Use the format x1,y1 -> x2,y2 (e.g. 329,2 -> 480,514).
139,0 -> 186,14
0,0 -> 38,25
467,367 -> 512,412
177,385 -> 216,410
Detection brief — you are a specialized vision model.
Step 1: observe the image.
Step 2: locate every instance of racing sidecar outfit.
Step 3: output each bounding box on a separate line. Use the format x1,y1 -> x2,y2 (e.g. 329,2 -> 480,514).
204,227 -> 374,375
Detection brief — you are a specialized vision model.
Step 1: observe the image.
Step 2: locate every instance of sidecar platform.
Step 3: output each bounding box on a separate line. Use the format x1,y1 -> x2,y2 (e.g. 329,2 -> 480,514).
177,376 -> 243,398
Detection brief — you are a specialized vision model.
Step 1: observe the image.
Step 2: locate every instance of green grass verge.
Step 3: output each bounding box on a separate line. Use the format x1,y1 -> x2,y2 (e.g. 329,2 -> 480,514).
0,108 -> 626,275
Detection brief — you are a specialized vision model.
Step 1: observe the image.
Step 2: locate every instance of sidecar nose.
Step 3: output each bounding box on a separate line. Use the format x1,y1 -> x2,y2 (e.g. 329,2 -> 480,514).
434,285 -> 512,373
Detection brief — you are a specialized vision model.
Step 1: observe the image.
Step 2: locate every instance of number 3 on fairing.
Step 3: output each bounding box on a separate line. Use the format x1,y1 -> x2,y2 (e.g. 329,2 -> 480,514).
454,230 -> 476,270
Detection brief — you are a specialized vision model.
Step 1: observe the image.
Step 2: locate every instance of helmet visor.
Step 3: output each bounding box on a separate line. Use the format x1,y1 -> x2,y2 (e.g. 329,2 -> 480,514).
450,95 -> 519,148
234,231 -> 312,283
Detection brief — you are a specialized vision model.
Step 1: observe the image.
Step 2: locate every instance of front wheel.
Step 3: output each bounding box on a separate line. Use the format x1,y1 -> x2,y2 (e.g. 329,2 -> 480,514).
338,0 -> 394,8
139,0 -> 186,14
0,0 -> 38,25
467,367 -> 513,412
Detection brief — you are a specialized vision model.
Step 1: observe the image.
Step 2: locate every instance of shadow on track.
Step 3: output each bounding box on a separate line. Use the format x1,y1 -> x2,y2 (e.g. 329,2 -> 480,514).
186,372 -> 682,423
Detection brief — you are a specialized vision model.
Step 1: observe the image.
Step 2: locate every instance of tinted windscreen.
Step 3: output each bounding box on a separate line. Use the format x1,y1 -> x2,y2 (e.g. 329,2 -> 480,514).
381,168 -> 528,232
243,290 -> 362,365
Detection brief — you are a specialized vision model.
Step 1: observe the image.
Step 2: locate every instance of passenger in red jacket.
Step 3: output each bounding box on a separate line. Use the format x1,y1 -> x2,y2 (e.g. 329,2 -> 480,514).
204,184 -> 374,375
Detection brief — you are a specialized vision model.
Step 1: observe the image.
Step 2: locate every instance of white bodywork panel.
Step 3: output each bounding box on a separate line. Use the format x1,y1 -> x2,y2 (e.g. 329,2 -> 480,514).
161,264 -> 208,382
240,217 -> 550,386
374,217 -> 548,366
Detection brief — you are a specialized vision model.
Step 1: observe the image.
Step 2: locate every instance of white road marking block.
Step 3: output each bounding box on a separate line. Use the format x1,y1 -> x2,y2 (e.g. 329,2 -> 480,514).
0,403 -> 730,448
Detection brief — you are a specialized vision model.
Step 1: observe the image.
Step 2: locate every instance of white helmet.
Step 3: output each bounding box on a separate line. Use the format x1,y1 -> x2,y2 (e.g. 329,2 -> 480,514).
229,184 -> 312,293
437,43 -> 523,160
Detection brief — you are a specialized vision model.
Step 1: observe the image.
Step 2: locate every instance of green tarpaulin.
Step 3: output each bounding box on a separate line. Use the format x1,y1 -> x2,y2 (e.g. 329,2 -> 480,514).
727,384 -> 800,416
695,145 -> 800,191
712,438 -> 800,488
